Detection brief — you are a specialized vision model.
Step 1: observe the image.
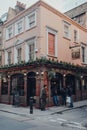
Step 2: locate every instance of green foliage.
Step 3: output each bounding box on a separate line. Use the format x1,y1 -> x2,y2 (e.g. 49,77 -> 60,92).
0,57 -> 87,73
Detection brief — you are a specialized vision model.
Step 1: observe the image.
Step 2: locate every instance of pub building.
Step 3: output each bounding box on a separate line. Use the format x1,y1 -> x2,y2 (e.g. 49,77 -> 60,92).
0,1 -> 87,107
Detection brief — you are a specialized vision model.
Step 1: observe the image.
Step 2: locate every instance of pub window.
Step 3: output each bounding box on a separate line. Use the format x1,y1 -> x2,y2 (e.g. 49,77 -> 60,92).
10,74 -> 24,96
1,77 -> 8,95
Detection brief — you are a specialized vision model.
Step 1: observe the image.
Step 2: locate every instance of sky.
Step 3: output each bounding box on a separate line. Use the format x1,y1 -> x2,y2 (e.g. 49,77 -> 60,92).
0,0 -> 87,17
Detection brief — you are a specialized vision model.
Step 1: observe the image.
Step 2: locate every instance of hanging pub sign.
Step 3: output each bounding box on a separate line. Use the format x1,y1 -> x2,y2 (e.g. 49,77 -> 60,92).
71,47 -> 80,59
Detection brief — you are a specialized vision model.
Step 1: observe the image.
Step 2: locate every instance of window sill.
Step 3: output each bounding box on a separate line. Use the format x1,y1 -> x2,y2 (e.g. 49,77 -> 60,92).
63,36 -> 71,41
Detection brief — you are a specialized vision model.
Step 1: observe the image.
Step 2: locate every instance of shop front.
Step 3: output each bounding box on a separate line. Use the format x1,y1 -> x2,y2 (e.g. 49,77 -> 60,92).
0,59 -> 87,107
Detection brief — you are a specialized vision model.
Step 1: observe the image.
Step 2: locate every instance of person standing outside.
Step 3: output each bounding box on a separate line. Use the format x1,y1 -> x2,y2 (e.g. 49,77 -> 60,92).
61,87 -> 66,106
66,85 -> 73,107
40,85 -> 47,111
12,88 -> 16,106
52,86 -> 59,106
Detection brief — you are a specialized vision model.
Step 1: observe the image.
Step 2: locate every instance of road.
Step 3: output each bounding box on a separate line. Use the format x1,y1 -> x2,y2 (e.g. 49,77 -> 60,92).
0,106 -> 87,130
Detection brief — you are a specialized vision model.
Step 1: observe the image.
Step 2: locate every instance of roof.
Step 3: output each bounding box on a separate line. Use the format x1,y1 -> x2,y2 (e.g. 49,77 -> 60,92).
65,2 -> 87,18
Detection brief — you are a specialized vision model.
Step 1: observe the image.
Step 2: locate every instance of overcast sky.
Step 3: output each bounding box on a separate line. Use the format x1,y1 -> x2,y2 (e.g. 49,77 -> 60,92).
0,0 -> 87,17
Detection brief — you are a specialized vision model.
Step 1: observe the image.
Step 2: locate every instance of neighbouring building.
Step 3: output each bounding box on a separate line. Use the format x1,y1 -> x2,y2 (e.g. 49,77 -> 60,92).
65,2 -> 87,28
0,0 -> 87,107
0,20 -> 3,66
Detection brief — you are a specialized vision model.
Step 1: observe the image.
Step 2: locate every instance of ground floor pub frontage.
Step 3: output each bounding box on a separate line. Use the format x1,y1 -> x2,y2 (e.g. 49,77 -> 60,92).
0,59 -> 87,107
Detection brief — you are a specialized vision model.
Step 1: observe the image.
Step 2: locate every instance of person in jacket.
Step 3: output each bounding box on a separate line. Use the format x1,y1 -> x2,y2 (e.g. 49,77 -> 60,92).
66,85 -> 73,107
52,86 -> 59,106
61,87 -> 66,106
40,85 -> 47,110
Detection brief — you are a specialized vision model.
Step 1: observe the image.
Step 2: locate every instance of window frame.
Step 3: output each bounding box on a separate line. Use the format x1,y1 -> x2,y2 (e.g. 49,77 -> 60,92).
74,29 -> 79,43
63,21 -> 71,39
15,18 -> 24,35
26,38 -> 36,61
81,43 -> 87,64
46,27 -> 58,57
17,47 -> 22,63
26,11 -> 36,30
8,51 -> 12,65
6,25 -> 13,40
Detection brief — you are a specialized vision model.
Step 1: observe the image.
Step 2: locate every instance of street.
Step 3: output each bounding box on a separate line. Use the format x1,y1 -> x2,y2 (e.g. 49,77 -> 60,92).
0,106 -> 87,130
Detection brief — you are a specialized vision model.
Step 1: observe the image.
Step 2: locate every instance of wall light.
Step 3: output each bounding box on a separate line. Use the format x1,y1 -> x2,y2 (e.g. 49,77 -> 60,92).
24,72 -> 27,76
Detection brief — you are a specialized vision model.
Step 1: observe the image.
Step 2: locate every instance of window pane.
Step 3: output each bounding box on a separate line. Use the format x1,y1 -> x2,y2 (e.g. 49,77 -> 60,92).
28,13 -> 35,28
8,52 -> 11,64
11,74 -> 24,96
17,21 -> 22,33
29,44 -> 34,60
82,46 -> 85,62
48,33 -> 55,55
17,48 -> 21,63
74,30 -> 78,42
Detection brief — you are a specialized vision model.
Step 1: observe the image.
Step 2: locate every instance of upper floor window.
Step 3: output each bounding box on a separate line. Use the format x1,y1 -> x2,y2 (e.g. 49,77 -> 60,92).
63,21 -> 71,39
6,25 -> 13,40
81,46 -> 85,63
25,38 -> 36,62
74,30 -> 78,43
15,19 -> 23,35
17,48 -> 21,63
29,43 -> 35,61
8,51 -> 12,65
47,27 -> 57,57
26,11 -> 36,30
48,33 -> 55,55
81,43 -> 87,64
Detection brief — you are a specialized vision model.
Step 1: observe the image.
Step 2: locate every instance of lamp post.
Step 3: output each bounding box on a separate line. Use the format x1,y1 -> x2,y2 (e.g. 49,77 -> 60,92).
63,74 -> 66,87
8,74 -> 11,104
23,72 -> 27,106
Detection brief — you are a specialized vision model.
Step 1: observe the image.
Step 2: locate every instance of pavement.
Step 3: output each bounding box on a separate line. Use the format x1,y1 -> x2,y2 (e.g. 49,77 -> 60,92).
0,99 -> 87,118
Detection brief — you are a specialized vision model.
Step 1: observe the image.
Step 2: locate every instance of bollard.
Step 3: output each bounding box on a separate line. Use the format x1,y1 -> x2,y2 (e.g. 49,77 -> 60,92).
29,97 -> 33,114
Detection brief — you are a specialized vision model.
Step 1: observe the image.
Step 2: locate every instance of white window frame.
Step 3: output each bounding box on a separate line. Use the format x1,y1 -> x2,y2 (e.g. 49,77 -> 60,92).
26,11 -> 36,30
8,51 -> 12,65
74,29 -> 79,43
25,38 -> 36,62
81,44 -> 87,64
6,25 -> 13,40
63,21 -> 71,39
5,50 -> 12,65
15,18 -> 24,35
17,47 -> 22,63
46,27 -> 58,57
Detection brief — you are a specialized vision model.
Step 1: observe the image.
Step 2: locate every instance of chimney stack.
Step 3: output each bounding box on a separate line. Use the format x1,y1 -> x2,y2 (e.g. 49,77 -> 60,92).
15,1 -> 26,14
